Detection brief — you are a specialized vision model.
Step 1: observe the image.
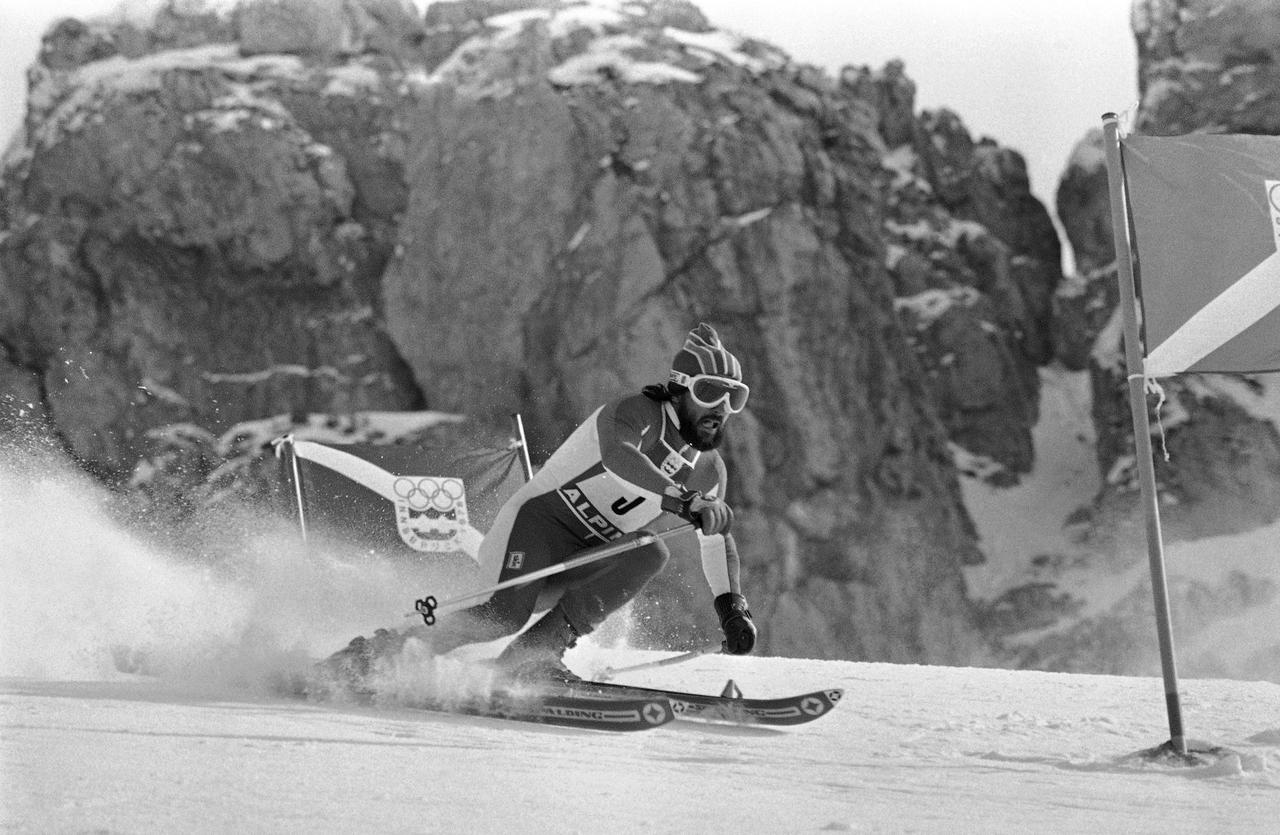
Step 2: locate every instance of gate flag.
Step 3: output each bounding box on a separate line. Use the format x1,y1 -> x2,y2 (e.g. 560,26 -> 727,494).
276,434 -> 526,565
1105,120 -> 1280,757
1121,133 -> 1280,376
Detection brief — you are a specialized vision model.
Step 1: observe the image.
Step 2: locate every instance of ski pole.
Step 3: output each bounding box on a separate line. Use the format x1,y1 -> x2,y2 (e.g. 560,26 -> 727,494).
411,523 -> 698,625
597,642 -> 724,681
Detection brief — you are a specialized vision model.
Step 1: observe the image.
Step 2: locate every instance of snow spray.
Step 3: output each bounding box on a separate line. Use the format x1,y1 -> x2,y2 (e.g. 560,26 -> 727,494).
0,447 -> 425,692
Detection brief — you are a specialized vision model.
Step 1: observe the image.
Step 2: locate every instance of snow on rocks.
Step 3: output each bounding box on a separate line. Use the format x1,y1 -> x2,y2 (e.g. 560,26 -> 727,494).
29,45 -> 305,150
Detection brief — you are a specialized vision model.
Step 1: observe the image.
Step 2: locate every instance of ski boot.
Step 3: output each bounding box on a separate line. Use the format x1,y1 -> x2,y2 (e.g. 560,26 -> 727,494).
310,627 -> 413,700
494,604 -> 584,686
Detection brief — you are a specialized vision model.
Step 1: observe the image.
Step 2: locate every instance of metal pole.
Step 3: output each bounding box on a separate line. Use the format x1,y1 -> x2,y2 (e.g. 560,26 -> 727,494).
512,413 -> 534,481
273,435 -> 309,545
598,643 -> 723,680
412,523 -> 697,624
1101,112 -> 1186,756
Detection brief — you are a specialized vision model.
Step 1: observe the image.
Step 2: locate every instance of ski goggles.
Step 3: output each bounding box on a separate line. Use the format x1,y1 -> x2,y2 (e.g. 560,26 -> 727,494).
670,371 -> 750,413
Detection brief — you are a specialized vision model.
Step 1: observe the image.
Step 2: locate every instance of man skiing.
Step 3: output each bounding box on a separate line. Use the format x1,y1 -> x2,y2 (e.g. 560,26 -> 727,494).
328,323 -> 757,685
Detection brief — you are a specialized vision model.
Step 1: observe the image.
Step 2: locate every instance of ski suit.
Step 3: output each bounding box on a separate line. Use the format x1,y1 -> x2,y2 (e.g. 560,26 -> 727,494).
459,392 -> 739,642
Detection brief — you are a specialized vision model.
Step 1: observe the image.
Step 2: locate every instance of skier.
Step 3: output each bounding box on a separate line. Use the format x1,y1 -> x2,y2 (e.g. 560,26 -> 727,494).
327,323 -> 758,685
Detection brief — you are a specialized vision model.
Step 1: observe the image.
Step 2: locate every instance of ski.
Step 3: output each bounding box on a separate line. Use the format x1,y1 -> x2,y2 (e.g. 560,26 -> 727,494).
276,669 -> 677,733
562,680 -> 845,726
405,689 -> 677,732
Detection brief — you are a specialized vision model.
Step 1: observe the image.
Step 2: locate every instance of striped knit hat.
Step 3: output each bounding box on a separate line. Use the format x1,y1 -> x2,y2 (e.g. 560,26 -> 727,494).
670,323 -> 743,383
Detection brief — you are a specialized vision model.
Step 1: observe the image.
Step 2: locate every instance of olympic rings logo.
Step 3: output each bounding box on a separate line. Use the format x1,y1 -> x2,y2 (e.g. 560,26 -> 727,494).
393,476 -> 465,511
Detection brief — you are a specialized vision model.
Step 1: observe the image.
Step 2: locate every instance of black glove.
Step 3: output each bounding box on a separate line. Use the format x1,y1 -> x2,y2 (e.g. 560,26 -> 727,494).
660,486 -> 699,518
661,487 -> 733,535
714,592 -> 757,655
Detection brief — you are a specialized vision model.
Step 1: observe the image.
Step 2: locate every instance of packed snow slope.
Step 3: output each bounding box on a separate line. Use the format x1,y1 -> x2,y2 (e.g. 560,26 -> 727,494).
2,443 -> 1279,833
4,655 -> 1280,833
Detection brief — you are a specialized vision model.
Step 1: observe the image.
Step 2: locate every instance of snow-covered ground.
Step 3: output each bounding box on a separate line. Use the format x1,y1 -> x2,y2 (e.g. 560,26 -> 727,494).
960,366 -> 1280,679
4,651 -> 1279,833
3,444 -> 1280,833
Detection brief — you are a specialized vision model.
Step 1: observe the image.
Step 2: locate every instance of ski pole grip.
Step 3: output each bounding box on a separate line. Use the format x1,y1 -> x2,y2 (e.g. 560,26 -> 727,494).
661,488 -> 732,534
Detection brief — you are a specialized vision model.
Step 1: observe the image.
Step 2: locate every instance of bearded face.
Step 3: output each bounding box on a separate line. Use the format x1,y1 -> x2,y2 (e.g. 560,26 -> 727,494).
675,392 -> 728,451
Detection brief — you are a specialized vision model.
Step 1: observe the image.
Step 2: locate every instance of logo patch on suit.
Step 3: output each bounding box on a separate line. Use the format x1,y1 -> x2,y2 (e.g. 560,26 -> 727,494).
659,451 -> 688,477
506,551 -> 525,570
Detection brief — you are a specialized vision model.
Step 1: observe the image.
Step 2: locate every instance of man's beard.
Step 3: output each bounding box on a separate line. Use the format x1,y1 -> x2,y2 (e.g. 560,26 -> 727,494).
675,397 -> 726,451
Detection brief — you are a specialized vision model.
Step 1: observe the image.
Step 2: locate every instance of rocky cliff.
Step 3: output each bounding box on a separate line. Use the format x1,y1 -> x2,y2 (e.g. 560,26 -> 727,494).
0,0 -> 1068,664
1036,0 -> 1280,680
